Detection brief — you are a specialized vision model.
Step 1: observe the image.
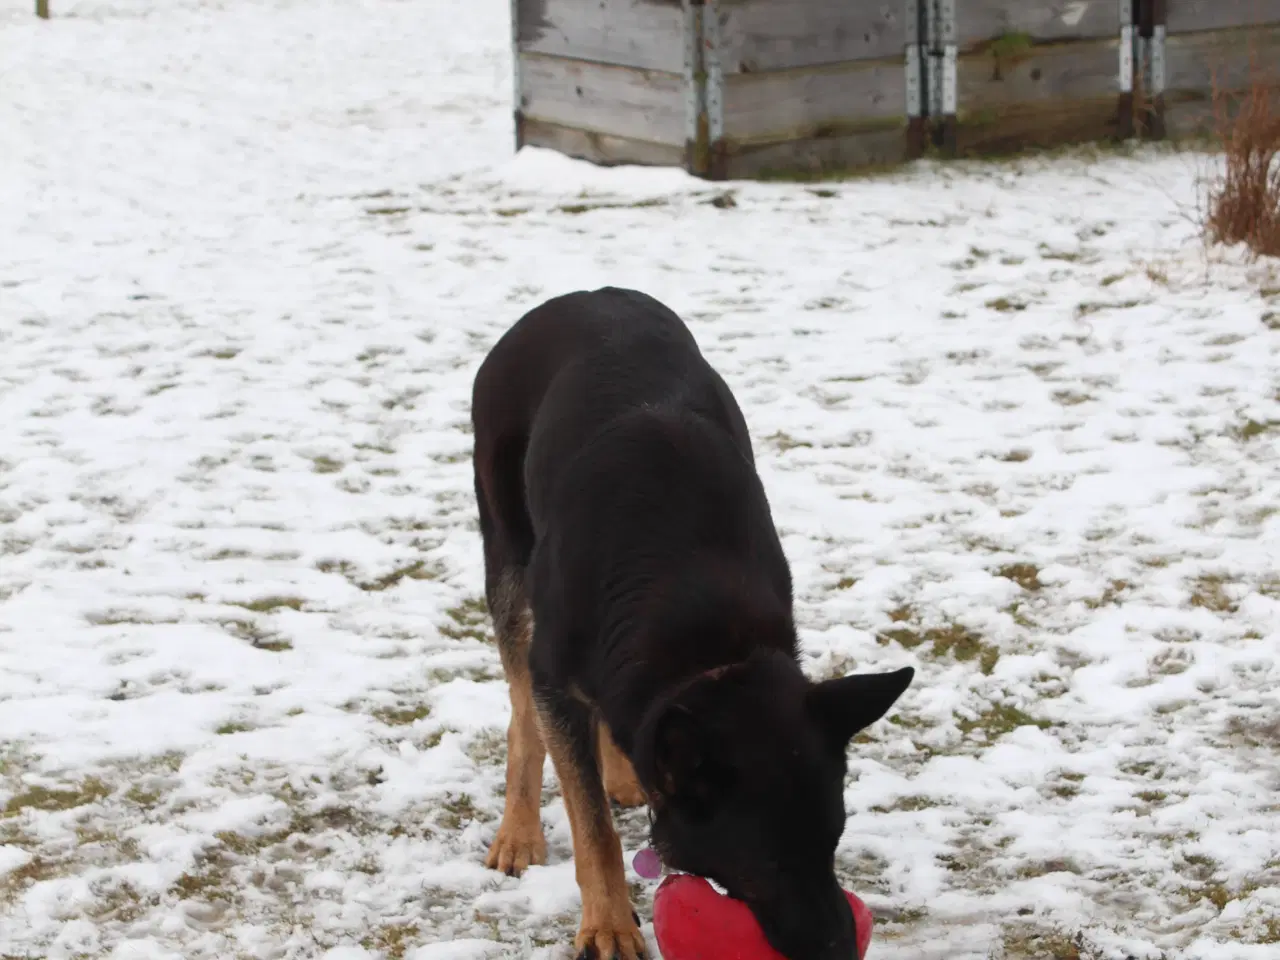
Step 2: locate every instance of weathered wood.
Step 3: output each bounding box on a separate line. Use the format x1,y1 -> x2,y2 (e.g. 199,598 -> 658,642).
1164,24 -> 1280,96
721,58 -> 906,145
1165,0 -> 1280,36
36,0 -> 49,17
954,0 -> 1122,51
715,0 -> 905,73
722,125 -> 910,179
521,117 -> 687,168
517,53 -> 687,149
955,37 -> 1124,154
515,0 -> 685,73
956,96 -> 1124,154
1163,82 -> 1280,138
958,36 -> 1121,111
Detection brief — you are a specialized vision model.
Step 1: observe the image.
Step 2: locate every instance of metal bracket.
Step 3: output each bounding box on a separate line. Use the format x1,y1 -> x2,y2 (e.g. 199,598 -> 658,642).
906,44 -> 923,118
683,1 -> 703,148
510,0 -> 525,149
1150,24 -> 1166,95
1118,0 -> 1134,93
702,1 -> 724,143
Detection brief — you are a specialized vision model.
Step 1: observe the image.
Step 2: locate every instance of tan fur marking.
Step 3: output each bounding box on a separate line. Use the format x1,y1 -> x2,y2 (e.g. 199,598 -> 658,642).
598,722 -> 647,809
484,581 -> 547,876
541,714 -> 646,960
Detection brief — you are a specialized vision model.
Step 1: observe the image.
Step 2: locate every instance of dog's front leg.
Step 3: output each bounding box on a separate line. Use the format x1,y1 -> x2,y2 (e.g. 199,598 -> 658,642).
538,690 -> 645,960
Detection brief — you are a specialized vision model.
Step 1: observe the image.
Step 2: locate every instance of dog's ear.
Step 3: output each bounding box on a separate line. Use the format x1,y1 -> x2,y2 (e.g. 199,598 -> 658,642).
651,704 -> 720,816
806,666 -> 914,748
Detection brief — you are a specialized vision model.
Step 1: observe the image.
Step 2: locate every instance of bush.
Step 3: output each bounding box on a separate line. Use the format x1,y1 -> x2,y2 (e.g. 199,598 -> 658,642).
1204,64 -> 1280,258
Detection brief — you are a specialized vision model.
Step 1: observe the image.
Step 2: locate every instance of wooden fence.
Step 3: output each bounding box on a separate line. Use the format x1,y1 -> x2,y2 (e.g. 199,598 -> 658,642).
511,0 -> 1280,179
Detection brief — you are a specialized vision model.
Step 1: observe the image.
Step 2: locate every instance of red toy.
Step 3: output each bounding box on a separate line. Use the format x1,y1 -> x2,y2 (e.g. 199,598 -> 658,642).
652,873 -> 873,960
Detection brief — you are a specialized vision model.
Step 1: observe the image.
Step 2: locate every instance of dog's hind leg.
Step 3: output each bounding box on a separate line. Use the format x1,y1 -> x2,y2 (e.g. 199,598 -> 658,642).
484,570 -> 547,875
476,450 -> 547,877
539,689 -> 646,960
598,722 -> 646,809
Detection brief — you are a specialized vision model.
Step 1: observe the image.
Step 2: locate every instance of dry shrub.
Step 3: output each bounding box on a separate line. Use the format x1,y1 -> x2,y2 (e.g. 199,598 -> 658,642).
1204,60 -> 1280,258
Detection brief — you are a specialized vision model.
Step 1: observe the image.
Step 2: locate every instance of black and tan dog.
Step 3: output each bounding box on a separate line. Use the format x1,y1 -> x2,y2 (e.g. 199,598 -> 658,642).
470,288 -> 913,960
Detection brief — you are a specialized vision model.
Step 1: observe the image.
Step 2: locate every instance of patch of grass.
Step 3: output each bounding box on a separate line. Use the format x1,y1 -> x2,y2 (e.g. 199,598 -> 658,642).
1187,574 -> 1237,613
85,609 -> 178,626
124,784 -> 164,807
1001,925 -> 1085,960
0,855 -> 61,900
765,431 -> 813,452
555,197 -> 668,215
373,704 -> 431,726
231,596 -> 304,614
996,562 -> 1042,591
998,448 -> 1032,463
436,793 -> 485,831
957,703 -> 1052,739
1081,578 -> 1130,610
220,618 -> 292,651
214,721 -> 253,736
361,922 -> 422,959
358,560 -> 438,592
1052,389 -> 1095,406
3,778 -> 111,816
1136,790 -> 1168,803
1233,418 -> 1278,440
834,576 -> 857,590
438,596 -> 490,643
870,795 -> 936,814
985,296 -> 1028,312
1075,299 -> 1142,318
311,455 -> 344,474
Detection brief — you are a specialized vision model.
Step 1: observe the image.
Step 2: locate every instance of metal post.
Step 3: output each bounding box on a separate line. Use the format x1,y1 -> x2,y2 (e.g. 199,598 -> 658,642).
36,0 -> 49,18
1118,0 -> 1135,139
929,0 -> 957,155
683,0 -> 708,175
905,0 -> 927,157
510,0 -> 525,150
702,0 -> 726,179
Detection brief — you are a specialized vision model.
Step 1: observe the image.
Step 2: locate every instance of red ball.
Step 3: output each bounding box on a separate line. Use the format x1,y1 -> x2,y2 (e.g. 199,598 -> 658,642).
652,874 -> 873,960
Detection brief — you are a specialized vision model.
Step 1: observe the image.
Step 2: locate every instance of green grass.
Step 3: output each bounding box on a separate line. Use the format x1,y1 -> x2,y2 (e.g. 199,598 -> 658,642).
957,703 -> 1053,738
3,778 -> 111,816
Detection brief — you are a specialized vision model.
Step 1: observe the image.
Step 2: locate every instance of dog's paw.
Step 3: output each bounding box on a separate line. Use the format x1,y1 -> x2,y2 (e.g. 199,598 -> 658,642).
574,914 -> 646,960
484,820 -> 547,877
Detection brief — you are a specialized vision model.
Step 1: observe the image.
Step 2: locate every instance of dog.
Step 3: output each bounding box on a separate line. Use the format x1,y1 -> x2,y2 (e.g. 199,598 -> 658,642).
470,287 -> 913,960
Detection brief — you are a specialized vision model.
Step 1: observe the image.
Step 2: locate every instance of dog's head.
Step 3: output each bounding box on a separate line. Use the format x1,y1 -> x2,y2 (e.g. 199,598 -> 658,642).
635,652 -> 913,960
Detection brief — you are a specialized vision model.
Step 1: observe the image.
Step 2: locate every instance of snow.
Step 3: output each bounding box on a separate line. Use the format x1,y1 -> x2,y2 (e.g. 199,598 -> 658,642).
2,0 -> 1279,958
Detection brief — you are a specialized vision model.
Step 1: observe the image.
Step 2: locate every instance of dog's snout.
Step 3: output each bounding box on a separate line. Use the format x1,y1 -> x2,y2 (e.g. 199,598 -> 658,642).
752,883 -> 857,960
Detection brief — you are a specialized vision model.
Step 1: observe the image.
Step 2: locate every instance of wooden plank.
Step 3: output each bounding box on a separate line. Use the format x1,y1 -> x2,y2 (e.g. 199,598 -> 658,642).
516,0 -> 685,73
521,117 -> 686,168
954,0 -> 1121,51
721,58 -> 906,145
722,126 -> 909,179
715,0 -> 906,73
957,36 -> 1120,110
518,53 -> 687,148
1163,82 -> 1280,138
1164,24 -> 1280,96
955,96 -> 1124,154
955,37 -> 1123,154
1166,0 -> 1280,36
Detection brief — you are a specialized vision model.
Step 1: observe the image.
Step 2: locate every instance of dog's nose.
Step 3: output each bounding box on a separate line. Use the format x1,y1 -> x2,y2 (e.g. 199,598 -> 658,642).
752,884 -> 857,960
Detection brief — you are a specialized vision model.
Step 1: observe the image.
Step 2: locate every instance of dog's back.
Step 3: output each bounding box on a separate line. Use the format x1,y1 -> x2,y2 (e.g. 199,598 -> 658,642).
473,287 -> 793,711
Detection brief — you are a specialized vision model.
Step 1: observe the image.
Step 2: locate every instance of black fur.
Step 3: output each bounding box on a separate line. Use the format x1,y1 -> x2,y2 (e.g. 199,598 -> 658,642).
471,287 -> 913,960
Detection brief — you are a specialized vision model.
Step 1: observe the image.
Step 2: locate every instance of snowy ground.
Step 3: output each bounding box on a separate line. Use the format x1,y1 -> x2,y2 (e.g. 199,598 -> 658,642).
3,1 -> 1279,958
